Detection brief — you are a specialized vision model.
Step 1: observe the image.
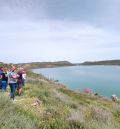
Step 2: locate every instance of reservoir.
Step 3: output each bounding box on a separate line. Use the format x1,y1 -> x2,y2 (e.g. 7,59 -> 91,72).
32,66 -> 120,98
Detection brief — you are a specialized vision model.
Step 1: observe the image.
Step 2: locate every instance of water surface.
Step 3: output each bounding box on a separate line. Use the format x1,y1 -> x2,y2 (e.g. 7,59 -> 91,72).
32,66 -> 120,98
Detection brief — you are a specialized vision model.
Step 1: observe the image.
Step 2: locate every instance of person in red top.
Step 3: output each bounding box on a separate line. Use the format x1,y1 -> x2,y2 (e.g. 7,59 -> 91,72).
17,68 -> 24,96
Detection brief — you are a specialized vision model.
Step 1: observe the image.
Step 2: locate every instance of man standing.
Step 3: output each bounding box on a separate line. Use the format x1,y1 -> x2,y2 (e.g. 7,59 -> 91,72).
0,67 -> 3,89
1,68 -> 8,92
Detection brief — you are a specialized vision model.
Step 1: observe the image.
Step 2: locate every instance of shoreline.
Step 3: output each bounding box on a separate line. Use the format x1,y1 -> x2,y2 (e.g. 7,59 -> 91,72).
31,65 -> 120,100
31,68 -> 112,100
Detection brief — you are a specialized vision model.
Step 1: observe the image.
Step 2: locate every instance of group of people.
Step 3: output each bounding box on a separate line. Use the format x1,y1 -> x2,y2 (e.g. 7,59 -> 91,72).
0,66 -> 26,100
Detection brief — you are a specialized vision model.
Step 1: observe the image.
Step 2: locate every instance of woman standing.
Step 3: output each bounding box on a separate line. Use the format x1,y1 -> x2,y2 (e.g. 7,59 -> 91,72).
17,68 -> 24,96
8,66 -> 19,100
22,70 -> 26,86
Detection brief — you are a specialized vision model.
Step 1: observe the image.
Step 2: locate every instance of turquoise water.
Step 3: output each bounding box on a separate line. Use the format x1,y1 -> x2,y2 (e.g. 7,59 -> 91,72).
32,66 -> 120,98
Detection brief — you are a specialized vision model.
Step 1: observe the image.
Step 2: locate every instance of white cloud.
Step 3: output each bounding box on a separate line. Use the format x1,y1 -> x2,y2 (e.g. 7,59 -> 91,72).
0,0 -> 120,63
0,20 -> 120,63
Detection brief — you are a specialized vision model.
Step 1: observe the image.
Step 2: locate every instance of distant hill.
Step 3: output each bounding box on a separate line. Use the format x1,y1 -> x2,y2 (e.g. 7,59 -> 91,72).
17,61 -> 74,69
80,60 -> 120,65
2,60 -> 120,69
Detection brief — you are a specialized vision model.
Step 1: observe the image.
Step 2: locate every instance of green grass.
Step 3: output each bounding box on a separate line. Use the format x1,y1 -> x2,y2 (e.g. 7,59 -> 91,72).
0,70 -> 120,129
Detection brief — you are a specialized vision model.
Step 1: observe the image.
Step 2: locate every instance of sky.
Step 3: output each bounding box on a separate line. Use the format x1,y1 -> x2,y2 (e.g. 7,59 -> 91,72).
0,0 -> 120,63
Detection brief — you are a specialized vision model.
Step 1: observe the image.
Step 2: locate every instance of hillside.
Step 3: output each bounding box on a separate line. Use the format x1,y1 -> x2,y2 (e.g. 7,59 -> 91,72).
17,61 -> 74,69
80,60 -> 120,65
0,70 -> 120,129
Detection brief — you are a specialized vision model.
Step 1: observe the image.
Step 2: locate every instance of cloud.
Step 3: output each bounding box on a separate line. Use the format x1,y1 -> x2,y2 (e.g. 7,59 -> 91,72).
0,0 -> 120,63
0,19 -> 120,63
0,0 -> 47,21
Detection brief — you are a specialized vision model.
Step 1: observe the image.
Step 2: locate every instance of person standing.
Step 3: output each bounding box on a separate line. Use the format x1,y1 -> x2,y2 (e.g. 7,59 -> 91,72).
8,66 -> 19,100
0,67 -> 3,89
17,68 -> 24,96
22,70 -> 26,86
1,68 -> 8,92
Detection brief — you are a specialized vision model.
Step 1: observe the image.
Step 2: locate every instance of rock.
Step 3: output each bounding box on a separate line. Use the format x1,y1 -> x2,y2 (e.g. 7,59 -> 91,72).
31,99 -> 42,106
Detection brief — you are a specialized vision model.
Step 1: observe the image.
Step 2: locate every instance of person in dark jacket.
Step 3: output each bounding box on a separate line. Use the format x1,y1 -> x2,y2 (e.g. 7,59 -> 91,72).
1,68 -> 8,92
0,67 -> 3,89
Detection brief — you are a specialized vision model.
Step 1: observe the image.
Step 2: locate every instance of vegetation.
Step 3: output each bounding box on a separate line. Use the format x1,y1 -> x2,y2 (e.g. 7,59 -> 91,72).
80,60 -> 120,65
17,61 -> 74,69
0,71 -> 120,129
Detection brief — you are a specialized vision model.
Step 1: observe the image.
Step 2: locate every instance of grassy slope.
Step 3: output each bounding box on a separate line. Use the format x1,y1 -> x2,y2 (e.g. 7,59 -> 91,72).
0,71 -> 120,129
